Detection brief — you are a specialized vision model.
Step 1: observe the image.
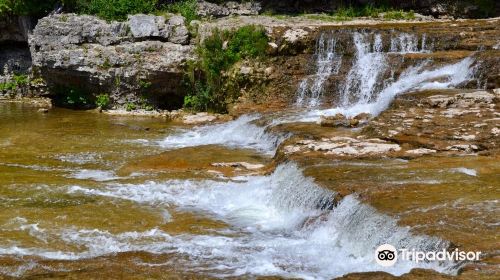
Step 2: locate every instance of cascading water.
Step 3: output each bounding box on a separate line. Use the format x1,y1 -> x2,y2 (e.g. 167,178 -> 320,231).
340,32 -> 432,108
340,32 -> 387,106
1,26 -> 486,279
287,31 -> 475,122
157,114 -> 284,154
58,163 -> 456,279
296,33 -> 341,107
311,57 -> 475,118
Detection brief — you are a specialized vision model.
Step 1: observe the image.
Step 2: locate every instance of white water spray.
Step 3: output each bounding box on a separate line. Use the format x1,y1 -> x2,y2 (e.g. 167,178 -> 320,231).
296,33 -> 341,107
287,31 -> 474,122
157,114 -> 283,154
61,163 -> 457,279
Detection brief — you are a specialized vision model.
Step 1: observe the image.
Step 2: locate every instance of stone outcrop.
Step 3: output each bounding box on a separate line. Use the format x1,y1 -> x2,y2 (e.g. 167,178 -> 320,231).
283,137 -> 402,158
198,16 -> 499,114
0,15 -> 34,75
29,13 -> 194,109
364,89 -> 500,154
196,0 -> 261,18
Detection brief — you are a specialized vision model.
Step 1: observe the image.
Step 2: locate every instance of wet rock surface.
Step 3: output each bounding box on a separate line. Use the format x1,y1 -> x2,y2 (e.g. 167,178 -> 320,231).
279,89 -> 499,159
364,89 -> 500,154
273,87 -> 500,279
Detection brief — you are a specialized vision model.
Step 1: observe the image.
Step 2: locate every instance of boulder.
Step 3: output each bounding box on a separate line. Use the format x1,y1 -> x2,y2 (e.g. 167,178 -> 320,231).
128,14 -> 164,38
320,114 -> 348,127
29,13 -> 194,109
353,113 -> 372,123
196,0 -> 261,18
320,114 -> 365,128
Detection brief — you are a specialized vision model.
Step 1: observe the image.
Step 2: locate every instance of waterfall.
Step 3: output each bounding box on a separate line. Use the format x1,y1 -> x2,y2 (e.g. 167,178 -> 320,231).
296,33 -> 341,107
288,31 -> 474,122
157,114 -> 284,154
64,162 -> 455,278
340,33 -> 387,106
341,32 -> 432,108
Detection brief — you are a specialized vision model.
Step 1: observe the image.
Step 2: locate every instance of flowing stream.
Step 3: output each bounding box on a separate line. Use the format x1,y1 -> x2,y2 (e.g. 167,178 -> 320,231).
0,29 -> 482,279
290,31 -> 475,122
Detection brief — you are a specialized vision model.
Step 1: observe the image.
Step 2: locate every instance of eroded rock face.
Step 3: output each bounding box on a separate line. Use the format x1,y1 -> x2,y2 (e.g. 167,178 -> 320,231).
0,16 -> 33,78
29,13 -> 193,109
196,0 -> 261,18
364,89 -> 499,154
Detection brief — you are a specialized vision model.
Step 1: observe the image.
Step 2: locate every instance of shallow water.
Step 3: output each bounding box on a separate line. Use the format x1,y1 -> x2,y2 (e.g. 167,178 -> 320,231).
0,102 -> 470,279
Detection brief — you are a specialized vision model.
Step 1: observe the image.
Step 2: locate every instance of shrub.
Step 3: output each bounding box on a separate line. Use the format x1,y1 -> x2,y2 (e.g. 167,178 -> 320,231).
95,93 -> 110,109
126,102 -> 136,111
162,0 -> 198,23
0,74 -> 29,91
65,88 -> 90,107
383,10 -> 415,20
183,25 -> 268,112
53,86 -> 91,108
139,80 -> 152,89
13,74 -> 28,86
0,0 -> 59,16
0,81 -> 17,91
77,0 -> 158,21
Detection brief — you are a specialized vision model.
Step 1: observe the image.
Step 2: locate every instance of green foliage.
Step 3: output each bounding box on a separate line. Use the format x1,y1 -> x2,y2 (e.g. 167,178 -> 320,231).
162,0 -> 198,23
100,58 -> 112,69
383,10 -> 415,20
126,102 -> 136,111
0,81 -> 17,91
0,74 -> 29,91
13,74 -> 28,86
139,80 -> 152,89
183,25 -> 268,112
0,0 -> 59,16
137,95 -> 154,110
95,93 -> 111,109
183,80 -> 212,111
228,25 -> 270,58
77,0 -> 158,21
53,86 -> 90,108
303,4 -> 417,21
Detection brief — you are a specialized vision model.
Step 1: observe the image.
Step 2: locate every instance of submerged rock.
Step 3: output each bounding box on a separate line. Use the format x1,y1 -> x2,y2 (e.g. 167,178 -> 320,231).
319,114 -> 348,127
320,113 -> 369,128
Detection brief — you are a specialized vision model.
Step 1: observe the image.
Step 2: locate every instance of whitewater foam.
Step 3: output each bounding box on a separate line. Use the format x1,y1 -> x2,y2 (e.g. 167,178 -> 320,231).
69,169 -> 121,182
157,114 -> 283,154
63,163 -> 456,279
297,33 -> 341,107
282,31 -> 474,123
297,57 -> 474,122
451,167 -> 477,177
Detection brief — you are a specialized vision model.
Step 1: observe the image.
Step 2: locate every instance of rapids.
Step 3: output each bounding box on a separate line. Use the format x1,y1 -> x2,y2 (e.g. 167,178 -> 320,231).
0,28 -> 489,279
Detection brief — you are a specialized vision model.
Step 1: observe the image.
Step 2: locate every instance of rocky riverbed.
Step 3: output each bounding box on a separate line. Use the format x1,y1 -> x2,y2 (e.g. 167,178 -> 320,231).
0,4 -> 499,280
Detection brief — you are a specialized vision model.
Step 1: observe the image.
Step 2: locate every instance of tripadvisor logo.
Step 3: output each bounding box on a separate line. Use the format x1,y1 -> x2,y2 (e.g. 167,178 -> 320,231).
375,244 -> 481,267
